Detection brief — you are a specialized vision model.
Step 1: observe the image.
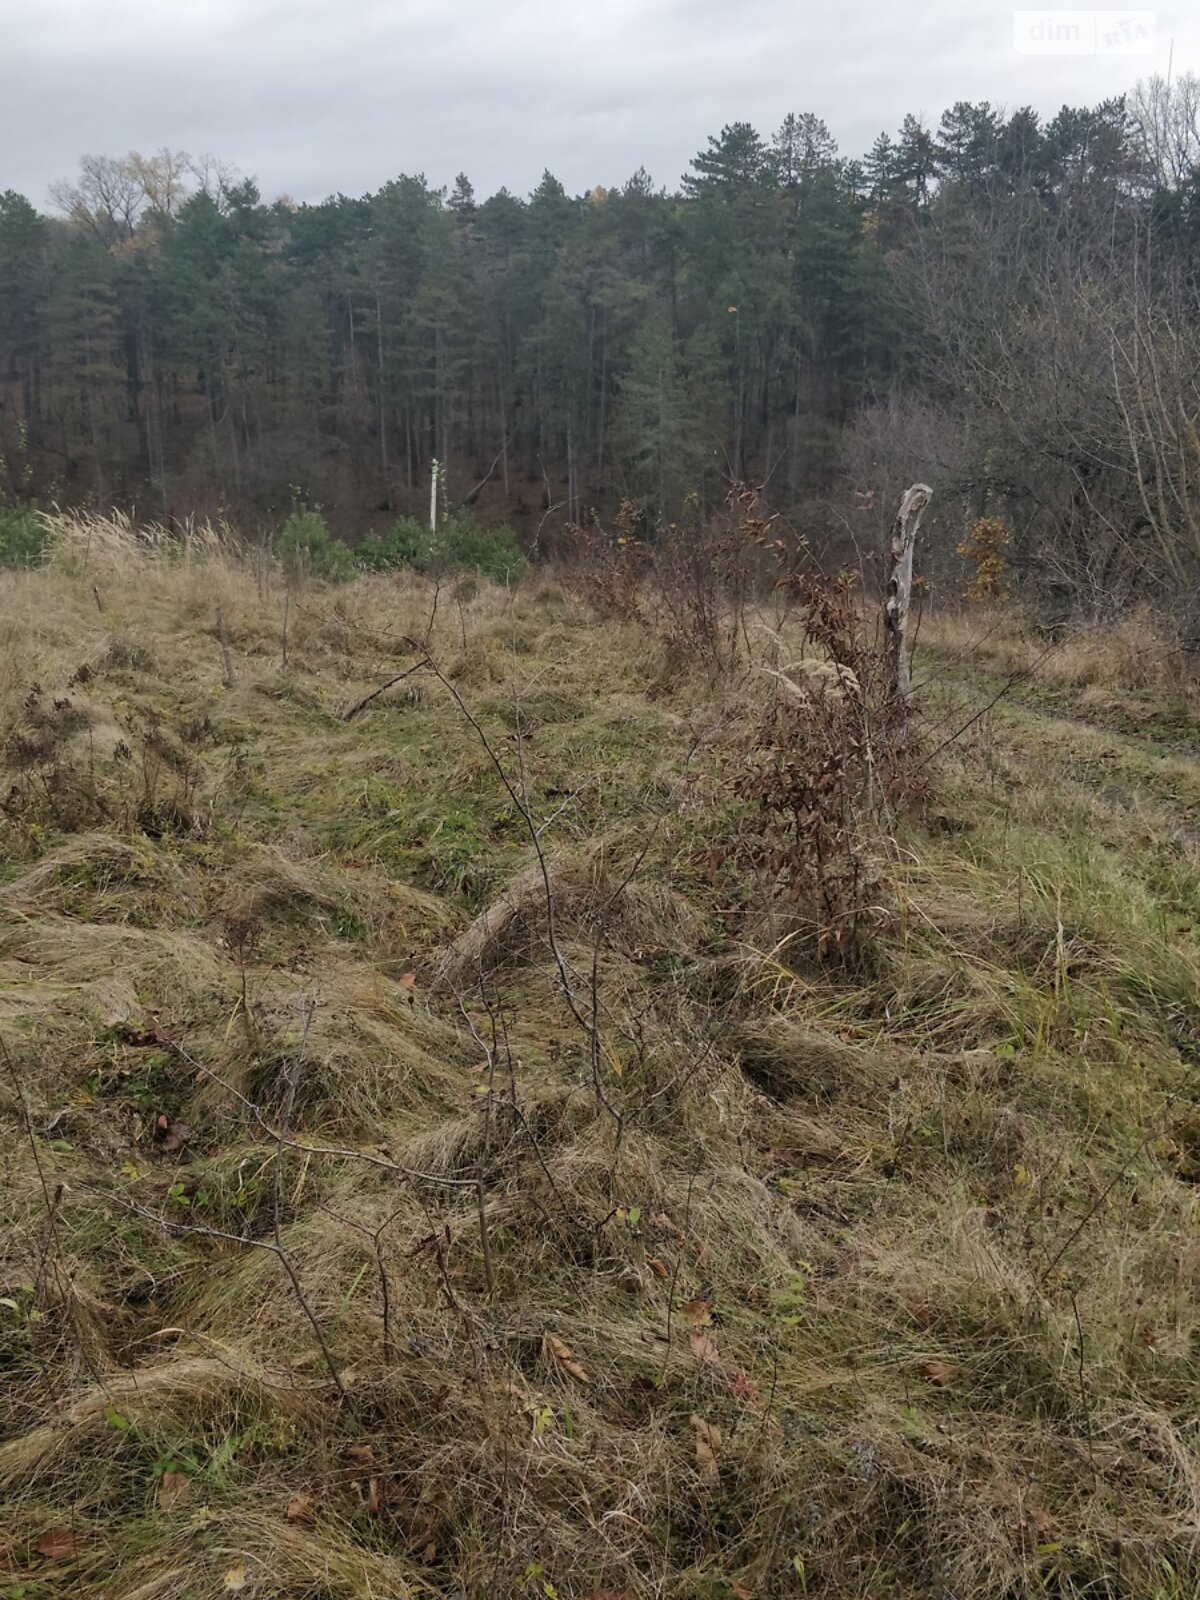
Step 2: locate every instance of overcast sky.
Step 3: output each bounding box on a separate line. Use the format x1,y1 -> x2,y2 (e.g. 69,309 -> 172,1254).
3,2 -> 1198,208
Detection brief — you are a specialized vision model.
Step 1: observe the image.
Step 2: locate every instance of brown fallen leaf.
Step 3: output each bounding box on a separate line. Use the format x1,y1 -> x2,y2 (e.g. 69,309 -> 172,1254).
646,1255 -> 669,1280
223,1565 -> 248,1593
691,1412 -> 721,1485
429,1383 -> 451,1412
1020,1504 -> 1058,1547
286,1493 -> 317,1524
919,1359 -> 959,1388
34,1528 -> 78,1560
157,1470 -> 192,1511
727,1369 -> 759,1403
345,1442 -> 375,1466
153,1113 -> 189,1155
680,1297 -> 713,1328
398,972 -> 417,990
545,1332 -> 590,1384
652,1211 -> 685,1243
688,1329 -> 722,1366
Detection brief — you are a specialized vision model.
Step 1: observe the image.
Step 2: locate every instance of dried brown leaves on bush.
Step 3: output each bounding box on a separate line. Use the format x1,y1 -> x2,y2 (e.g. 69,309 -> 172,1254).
562,485 -> 786,679
732,570 -> 920,964
647,485 -> 780,680
559,498 -> 650,622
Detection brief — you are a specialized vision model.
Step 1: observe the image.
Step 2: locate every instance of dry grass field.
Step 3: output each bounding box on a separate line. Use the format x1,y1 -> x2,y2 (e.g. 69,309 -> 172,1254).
2,516 -> 1199,1600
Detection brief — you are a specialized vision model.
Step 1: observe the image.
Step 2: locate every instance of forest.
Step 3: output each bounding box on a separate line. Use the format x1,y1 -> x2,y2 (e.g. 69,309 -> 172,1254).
3,76 -> 1200,613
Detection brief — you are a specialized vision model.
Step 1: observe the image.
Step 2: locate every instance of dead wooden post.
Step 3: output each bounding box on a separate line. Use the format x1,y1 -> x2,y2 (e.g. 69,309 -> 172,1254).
883,483 -> 932,706
216,605 -> 236,689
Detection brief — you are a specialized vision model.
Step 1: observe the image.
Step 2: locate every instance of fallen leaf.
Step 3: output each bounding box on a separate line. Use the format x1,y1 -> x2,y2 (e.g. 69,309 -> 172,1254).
34,1529 -> 78,1560
223,1565 -> 248,1592
731,1582 -> 755,1600
727,1369 -> 759,1403
688,1330 -> 722,1366
153,1113 -> 189,1154
398,972 -> 417,990
345,1443 -> 374,1466
545,1332 -> 590,1384
157,1471 -> 192,1511
646,1256 -> 669,1280
680,1297 -> 713,1328
919,1359 -> 959,1388
1019,1504 -> 1058,1549
286,1493 -> 317,1524
691,1412 -> 721,1485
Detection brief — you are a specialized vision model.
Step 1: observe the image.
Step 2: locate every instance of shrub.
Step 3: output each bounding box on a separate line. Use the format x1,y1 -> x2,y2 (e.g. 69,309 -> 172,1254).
0,506 -> 47,568
357,514 -> 525,583
957,516 -> 1012,604
732,569 -> 919,966
278,507 -> 355,582
356,518 -> 436,573
439,514 -> 525,582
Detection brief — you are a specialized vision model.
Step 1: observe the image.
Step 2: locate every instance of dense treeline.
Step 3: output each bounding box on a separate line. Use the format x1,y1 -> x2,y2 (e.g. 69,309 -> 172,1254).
3,79 -> 1200,609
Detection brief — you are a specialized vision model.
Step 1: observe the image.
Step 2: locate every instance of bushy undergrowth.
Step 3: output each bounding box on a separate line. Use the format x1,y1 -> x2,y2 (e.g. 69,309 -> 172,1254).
280,505 -> 525,584
1,511 -> 1199,1600
277,507 -> 356,582
358,512 -> 525,583
0,505 -> 46,568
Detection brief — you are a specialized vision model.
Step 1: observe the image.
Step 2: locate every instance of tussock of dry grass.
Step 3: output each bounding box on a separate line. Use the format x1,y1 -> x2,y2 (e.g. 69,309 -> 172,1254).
2,516 -> 1199,1598
919,603 -> 1200,716
434,841 -> 707,989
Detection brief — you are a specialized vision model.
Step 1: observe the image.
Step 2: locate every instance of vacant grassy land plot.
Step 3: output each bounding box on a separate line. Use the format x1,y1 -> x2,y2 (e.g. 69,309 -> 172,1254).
2,519 -> 1199,1600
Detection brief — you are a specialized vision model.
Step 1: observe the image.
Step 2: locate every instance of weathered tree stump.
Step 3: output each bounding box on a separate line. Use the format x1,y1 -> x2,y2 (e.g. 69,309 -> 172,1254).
883,482 -> 932,706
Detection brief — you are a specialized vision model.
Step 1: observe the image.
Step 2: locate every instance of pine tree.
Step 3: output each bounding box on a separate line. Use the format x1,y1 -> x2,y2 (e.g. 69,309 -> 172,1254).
683,124 -> 770,197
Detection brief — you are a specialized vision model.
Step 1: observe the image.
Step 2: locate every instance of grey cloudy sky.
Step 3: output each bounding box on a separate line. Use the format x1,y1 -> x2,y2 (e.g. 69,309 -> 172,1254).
3,1 -> 1198,207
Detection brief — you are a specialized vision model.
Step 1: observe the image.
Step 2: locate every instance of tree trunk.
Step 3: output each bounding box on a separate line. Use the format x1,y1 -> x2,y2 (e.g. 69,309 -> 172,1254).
883,483 -> 932,705
375,278 -> 392,512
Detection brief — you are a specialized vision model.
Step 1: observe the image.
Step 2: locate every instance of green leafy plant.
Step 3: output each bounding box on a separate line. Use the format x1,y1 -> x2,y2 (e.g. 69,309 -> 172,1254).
278,507 -> 355,582
357,513 -> 524,583
356,518 -> 435,572
0,506 -> 46,568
